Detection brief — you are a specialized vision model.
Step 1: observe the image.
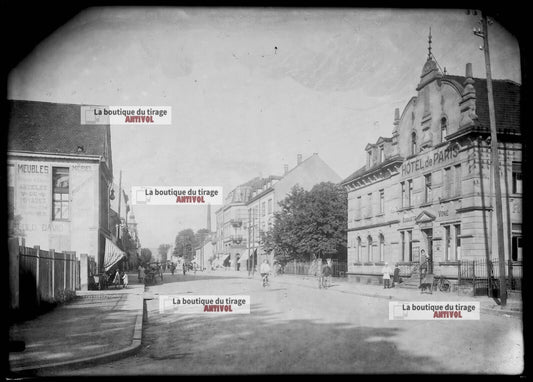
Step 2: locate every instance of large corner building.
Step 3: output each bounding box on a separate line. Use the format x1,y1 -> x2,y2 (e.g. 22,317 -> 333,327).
341,49 -> 521,284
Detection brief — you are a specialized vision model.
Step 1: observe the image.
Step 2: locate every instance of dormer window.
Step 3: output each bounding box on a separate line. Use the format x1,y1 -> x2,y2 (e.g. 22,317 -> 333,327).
441,117 -> 448,142
411,132 -> 418,156
367,150 -> 372,167
379,146 -> 385,163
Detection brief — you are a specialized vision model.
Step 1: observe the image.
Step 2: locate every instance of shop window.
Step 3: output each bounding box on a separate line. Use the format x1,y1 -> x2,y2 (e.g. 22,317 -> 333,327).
52,167 -> 69,220
512,162 -> 522,194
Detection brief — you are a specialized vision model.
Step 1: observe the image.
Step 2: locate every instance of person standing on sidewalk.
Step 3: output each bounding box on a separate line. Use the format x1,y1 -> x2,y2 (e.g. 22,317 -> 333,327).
381,262 -> 392,289
122,272 -> 129,288
322,260 -> 332,288
316,258 -> 325,289
391,263 -> 401,287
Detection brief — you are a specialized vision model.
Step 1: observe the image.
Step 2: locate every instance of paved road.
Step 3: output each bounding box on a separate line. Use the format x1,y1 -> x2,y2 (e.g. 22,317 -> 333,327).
47,271 -> 523,375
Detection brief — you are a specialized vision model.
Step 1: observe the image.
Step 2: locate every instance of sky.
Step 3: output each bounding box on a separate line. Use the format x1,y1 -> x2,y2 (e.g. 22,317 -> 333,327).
7,7 -> 521,248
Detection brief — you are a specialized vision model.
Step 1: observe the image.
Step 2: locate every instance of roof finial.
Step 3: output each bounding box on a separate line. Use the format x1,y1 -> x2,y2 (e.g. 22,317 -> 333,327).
427,26 -> 432,60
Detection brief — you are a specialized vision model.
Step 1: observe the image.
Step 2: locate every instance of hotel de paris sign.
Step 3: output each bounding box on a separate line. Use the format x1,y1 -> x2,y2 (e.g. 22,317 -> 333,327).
400,143 -> 459,178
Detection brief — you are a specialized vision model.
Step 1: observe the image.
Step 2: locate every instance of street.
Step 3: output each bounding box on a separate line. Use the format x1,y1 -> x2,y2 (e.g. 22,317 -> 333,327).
48,271 -> 522,375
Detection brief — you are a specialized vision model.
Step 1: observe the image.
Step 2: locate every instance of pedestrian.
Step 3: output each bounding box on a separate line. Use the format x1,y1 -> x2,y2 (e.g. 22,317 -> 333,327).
419,250 -> 428,283
316,258 -> 324,289
139,266 -> 145,284
392,263 -> 401,287
381,262 -> 392,289
113,269 -> 121,289
260,259 -> 271,286
159,264 -> 164,281
137,264 -> 143,282
170,263 -> 176,275
183,262 -> 187,275
122,271 -> 129,288
322,260 -> 332,288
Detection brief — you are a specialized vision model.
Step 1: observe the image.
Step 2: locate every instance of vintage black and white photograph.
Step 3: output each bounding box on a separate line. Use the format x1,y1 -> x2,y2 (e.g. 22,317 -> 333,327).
6,6 -> 524,376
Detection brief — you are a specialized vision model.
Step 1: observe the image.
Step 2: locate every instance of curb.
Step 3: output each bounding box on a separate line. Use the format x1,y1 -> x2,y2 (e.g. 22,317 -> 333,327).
9,285 -> 146,375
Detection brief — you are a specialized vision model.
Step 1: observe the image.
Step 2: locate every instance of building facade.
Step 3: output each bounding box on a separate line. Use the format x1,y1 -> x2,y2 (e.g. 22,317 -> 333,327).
341,54 -> 521,283
7,100 -> 119,272
215,176 -> 280,270
215,153 -> 341,270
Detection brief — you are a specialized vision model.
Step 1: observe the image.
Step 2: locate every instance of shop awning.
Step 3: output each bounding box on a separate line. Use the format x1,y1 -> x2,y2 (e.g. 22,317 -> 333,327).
103,237 -> 126,271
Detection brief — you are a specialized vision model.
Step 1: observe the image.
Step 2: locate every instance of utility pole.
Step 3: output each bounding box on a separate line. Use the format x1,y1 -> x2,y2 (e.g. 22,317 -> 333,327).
472,10 -> 507,306
117,170 -> 122,241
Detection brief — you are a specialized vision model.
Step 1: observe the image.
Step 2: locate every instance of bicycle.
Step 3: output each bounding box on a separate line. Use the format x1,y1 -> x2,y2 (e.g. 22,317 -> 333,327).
433,275 -> 451,292
261,273 -> 270,287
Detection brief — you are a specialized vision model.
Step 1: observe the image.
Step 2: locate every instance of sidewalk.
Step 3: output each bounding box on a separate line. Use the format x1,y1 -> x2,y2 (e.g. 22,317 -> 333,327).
270,272 -> 523,318
8,273 -> 145,375
212,269 -> 522,318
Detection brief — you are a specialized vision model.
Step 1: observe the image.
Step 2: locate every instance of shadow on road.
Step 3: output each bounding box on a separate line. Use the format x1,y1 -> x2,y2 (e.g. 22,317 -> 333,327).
133,303 -> 445,374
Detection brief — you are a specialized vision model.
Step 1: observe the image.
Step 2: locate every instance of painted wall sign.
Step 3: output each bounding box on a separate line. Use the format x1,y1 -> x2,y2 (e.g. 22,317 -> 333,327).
401,144 -> 459,177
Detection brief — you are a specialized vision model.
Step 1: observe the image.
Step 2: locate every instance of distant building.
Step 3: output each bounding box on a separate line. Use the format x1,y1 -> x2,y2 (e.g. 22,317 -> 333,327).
215,153 -> 341,270
341,49 -> 522,283
7,100 -> 122,272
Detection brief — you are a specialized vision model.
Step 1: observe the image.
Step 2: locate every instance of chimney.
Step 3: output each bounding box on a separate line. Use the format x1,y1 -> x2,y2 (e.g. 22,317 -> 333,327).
284,164 -> 288,174
297,154 -> 302,165
465,62 -> 473,78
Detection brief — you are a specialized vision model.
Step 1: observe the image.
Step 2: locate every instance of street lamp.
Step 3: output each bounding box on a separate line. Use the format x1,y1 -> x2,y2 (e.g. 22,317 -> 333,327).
469,9 -> 508,306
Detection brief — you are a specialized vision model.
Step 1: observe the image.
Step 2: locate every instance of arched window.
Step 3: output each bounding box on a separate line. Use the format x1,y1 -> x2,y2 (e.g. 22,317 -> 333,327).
356,237 -> 362,262
379,234 -> 385,262
441,117 -> 448,142
411,132 -> 417,155
367,236 -> 373,262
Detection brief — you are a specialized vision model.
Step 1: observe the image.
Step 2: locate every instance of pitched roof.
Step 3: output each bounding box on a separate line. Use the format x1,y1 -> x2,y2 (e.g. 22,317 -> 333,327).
341,155 -> 404,185
444,75 -> 521,134
8,99 -> 111,158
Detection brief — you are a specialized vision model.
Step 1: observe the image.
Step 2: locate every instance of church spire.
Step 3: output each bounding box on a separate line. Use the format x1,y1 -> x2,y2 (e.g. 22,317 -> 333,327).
427,27 -> 432,60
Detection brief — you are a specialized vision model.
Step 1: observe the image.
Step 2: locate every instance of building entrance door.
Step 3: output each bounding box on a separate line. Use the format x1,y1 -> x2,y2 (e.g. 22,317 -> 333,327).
422,228 -> 433,274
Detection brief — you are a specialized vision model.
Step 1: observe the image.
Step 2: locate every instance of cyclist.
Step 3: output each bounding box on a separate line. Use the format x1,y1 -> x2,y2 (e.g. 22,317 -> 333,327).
260,259 -> 271,287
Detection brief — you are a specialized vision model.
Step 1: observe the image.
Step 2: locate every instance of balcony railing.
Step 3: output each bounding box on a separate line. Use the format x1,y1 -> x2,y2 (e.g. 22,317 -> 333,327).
230,219 -> 243,227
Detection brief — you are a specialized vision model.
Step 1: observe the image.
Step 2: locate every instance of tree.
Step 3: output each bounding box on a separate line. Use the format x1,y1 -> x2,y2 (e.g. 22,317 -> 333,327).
140,248 -> 152,265
173,229 -> 196,261
263,182 -> 347,264
194,228 -> 211,247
